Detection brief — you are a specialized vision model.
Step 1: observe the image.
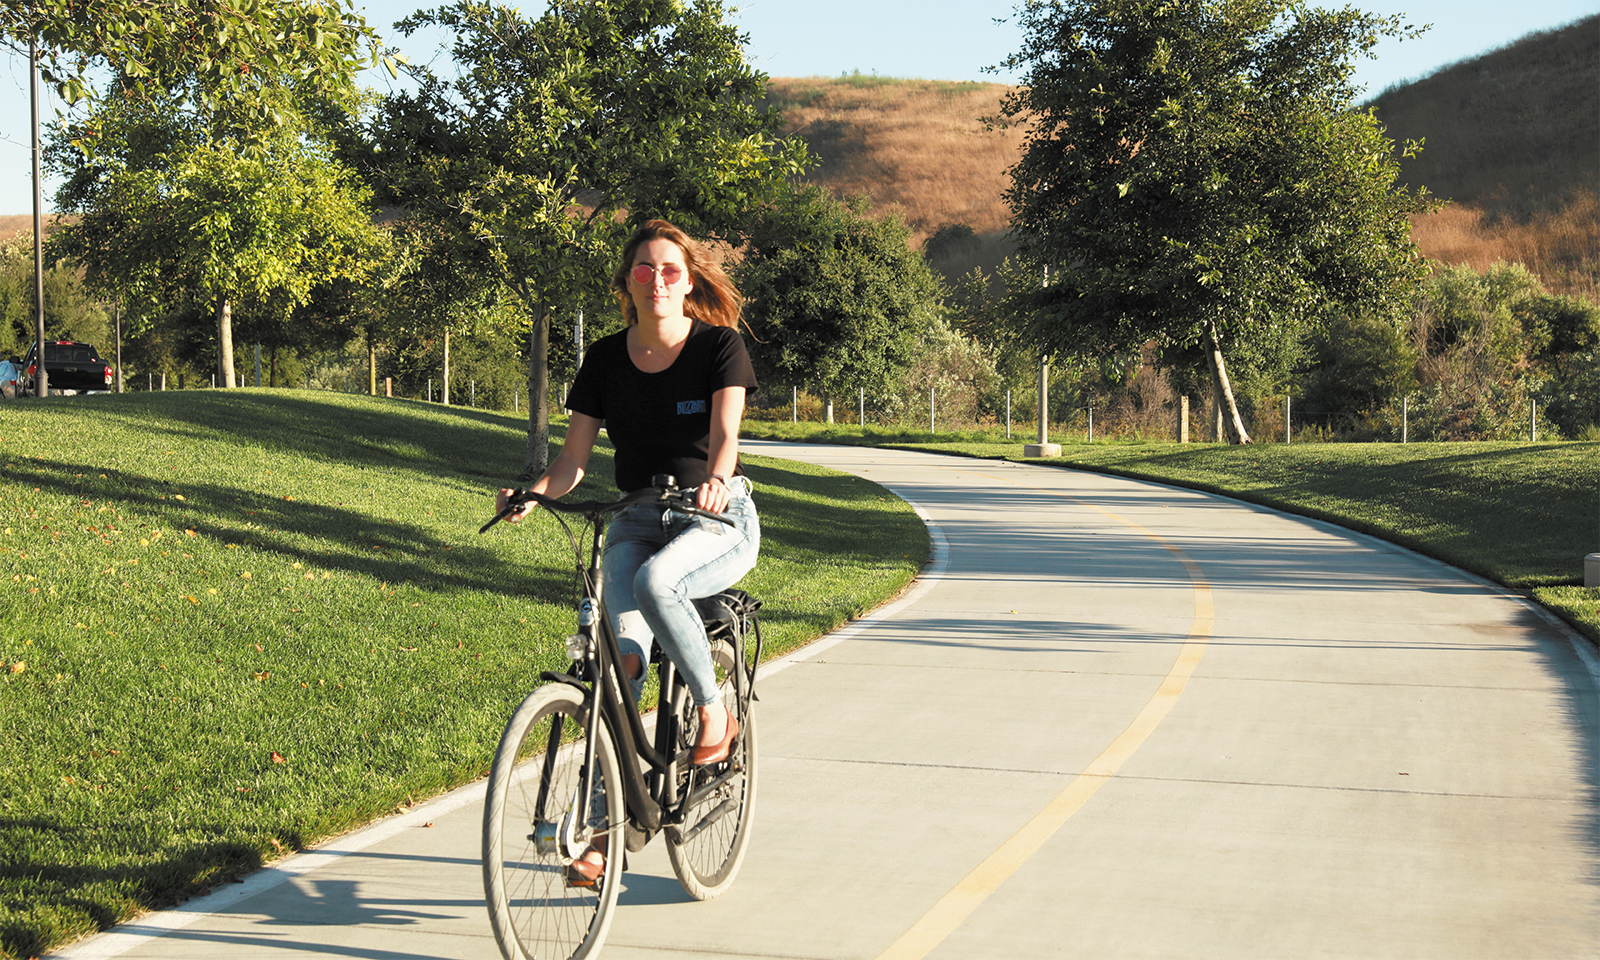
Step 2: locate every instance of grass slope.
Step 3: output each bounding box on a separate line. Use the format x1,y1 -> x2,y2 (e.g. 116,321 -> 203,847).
743,422 -> 1600,646
0,392 -> 926,959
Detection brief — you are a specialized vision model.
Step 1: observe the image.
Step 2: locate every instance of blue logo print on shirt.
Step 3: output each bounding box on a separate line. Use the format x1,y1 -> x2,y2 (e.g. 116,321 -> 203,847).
677,400 -> 708,415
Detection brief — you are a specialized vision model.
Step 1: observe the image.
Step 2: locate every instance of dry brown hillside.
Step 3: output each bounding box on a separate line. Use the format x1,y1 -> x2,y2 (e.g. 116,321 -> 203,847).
773,33 -> 1596,300
1366,15 -> 1598,218
1369,16 -> 1600,302
766,76 -> 1020,246
0,215 -> 43,242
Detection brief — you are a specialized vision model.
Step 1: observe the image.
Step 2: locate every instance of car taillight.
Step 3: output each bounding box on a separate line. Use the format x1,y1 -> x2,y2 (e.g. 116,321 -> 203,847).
26,364 -> 35,377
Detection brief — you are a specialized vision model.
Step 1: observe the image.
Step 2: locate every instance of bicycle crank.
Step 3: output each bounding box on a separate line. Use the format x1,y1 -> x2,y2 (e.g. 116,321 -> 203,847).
666,797 -> 738,844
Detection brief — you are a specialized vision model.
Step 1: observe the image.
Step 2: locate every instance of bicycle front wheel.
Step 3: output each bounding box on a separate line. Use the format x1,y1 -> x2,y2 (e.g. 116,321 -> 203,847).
483,683 -> 623,960
665,639 -> 757,900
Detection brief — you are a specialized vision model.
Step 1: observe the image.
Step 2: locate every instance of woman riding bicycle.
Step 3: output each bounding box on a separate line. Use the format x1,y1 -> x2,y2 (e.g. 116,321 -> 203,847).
497,219 -> 761,884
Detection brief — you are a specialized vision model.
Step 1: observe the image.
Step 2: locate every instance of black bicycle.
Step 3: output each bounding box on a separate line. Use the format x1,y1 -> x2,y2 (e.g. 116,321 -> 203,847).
478,477 -> 762,960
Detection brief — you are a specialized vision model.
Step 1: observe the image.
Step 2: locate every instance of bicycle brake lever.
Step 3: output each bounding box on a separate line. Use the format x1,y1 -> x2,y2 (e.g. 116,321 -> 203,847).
671,487 -> 735,526
480,489 -> 533,534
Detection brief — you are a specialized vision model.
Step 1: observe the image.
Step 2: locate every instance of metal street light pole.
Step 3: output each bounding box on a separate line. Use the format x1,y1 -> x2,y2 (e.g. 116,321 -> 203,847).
1024,264 -> 1061,457
30,37 -> 49,398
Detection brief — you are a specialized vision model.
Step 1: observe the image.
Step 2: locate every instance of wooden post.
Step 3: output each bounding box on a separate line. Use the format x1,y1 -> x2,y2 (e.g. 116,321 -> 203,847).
1179,396 -> 1190,444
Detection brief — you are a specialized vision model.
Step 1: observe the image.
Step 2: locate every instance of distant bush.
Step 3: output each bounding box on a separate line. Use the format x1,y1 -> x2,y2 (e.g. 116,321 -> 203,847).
0,236 -> 111,358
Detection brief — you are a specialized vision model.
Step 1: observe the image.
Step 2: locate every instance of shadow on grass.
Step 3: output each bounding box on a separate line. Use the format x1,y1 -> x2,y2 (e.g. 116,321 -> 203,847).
13,389 -> 535,482
6,455 -> 577,604
0,821 -> 264,959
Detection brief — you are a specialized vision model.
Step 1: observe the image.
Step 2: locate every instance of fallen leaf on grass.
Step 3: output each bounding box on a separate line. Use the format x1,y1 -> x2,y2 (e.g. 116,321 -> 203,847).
254,671 -> 271,682
8,661 -> 23,674
270,751 -> 286,764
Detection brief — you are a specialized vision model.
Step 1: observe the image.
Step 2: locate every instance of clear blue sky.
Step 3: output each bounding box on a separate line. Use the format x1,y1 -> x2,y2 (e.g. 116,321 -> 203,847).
2,0 -> 1595,214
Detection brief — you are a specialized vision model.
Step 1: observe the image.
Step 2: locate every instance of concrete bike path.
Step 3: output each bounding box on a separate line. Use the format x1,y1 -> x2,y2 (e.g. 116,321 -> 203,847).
49,443 -> 1599,960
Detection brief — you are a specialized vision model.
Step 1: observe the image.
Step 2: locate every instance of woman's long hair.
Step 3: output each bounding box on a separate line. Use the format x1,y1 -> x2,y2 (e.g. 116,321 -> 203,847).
611,219 -> 744,329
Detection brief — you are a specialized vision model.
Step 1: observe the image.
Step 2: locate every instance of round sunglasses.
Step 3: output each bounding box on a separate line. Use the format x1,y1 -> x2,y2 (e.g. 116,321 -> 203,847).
630,263 -> 686,286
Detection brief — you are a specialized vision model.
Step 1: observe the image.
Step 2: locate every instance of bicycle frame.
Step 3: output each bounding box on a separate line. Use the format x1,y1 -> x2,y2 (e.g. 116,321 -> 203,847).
512,486 -> 750,848
480,480 -> 762,960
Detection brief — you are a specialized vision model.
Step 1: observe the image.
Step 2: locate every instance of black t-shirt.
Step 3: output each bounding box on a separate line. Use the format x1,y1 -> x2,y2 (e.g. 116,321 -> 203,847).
566,320 -> 759,492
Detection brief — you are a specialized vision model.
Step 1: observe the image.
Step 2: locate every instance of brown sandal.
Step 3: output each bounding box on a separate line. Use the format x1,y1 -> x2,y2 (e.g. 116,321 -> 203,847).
565,848 -> 606,888
692,710 -> 740,766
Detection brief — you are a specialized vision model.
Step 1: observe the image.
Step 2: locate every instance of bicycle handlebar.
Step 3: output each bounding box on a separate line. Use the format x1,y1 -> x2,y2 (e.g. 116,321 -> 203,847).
479,476 -> 734,534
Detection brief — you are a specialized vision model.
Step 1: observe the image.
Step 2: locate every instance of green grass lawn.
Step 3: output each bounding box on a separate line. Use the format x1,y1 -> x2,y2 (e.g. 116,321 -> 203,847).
743,421 -> 1600,647
0,391 -> 926,960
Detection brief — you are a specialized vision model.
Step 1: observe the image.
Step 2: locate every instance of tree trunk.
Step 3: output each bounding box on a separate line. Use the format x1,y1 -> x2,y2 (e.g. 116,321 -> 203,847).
823,393 -> 834,424
1202,319 -> 1252,444
442,328 -> 451,406
217,298 -> 235,388
521,302 -> 551,481
368,333 -> 377,395
1212,374 -> 1225,442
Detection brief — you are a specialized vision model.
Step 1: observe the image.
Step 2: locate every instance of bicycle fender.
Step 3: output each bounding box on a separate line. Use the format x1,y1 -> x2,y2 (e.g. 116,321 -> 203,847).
538,670 -> 586,690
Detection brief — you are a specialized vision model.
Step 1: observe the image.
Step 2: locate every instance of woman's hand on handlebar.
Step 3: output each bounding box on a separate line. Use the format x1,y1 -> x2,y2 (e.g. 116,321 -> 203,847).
496,487 -> 537,523
696,475 -> 732,515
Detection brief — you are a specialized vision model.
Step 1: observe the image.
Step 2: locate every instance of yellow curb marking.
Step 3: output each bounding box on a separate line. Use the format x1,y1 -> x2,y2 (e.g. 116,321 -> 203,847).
876,474 -> 1213,960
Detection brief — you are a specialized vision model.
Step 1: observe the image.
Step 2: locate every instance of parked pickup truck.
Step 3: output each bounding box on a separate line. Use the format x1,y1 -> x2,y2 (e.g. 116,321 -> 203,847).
15,340 -> 115,395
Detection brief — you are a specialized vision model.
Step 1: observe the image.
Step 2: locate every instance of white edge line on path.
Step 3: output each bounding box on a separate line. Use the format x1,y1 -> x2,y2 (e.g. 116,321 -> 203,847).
50,496 -> 949,960
46,780 -> 489,958
1220,489 -> 1600,695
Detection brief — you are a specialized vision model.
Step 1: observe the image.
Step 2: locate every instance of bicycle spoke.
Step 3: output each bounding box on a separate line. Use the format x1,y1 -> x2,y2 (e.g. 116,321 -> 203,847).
484,686 -> 621,960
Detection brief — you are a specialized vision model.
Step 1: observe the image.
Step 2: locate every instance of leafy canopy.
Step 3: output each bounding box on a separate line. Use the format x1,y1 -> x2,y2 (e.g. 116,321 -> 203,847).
2,0 -> 392,124
369,0 -> 808,297
361,0 -> 809,472
48,89 -> 385,359
995,0 -> 1434,380
735,185 -> 940,399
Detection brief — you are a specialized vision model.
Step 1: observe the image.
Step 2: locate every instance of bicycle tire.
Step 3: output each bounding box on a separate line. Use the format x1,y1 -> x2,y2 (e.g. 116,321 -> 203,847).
483,683 -> 623,960
665,639 -> 757,899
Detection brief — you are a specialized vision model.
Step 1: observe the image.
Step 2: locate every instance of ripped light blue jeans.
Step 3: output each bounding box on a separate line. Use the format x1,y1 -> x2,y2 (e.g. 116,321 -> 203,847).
602,478 -> 759,705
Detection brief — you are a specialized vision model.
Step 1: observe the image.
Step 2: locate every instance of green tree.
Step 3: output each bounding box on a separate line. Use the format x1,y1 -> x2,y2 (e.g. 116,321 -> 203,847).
50,92 -> 386,387
361,0 -> 808,476
2,0 -> 389,112
994,0 -> 1433,443
8,1 -> 391,393
1407,261 -> 1591,440
734,186 -> 941,421
1298,310 -> 1418,429
0,236 -> 110,358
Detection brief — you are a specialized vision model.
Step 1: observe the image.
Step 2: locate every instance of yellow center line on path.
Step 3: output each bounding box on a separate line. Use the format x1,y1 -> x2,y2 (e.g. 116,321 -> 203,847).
874,472 -> 1214,960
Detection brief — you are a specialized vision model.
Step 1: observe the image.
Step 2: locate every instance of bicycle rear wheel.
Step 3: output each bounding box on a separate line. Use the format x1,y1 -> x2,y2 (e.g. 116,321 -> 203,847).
665,639 -> 757,900
483,683 -> 622,960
